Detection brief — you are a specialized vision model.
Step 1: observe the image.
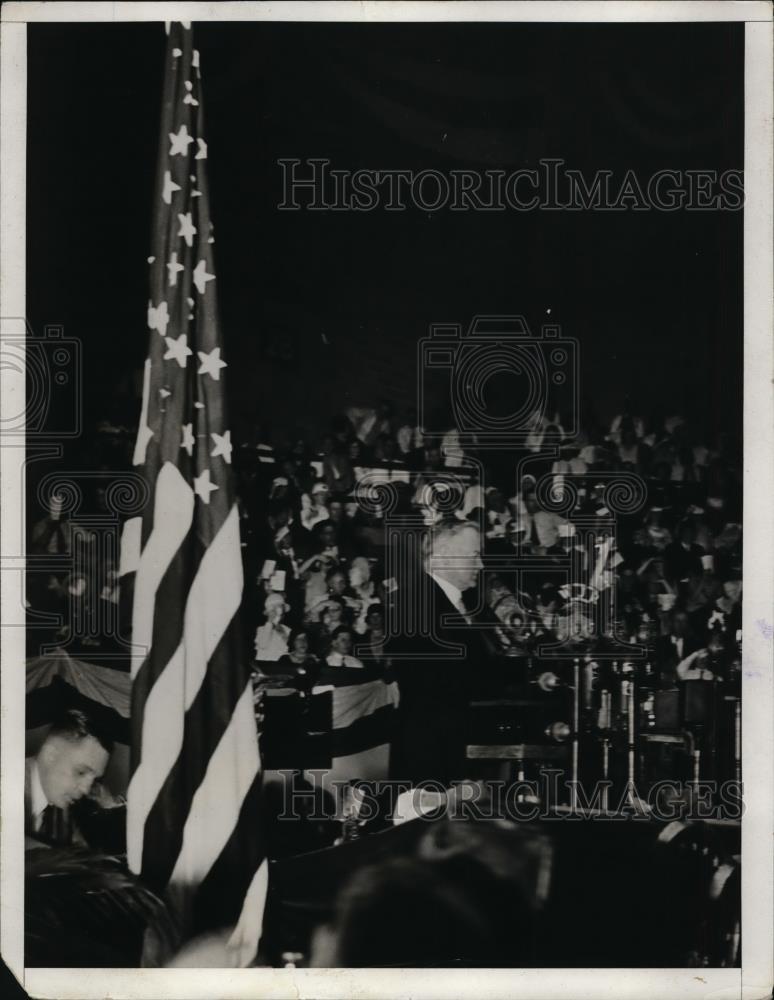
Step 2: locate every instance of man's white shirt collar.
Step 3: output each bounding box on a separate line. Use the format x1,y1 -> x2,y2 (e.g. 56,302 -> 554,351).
326,652 -> 363,668
30,759 -> 48,828
429,572 -> 466,615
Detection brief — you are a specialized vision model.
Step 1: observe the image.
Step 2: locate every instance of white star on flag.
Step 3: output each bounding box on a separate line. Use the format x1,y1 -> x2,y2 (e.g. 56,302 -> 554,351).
164,333 -> 193,368
162,170 -> 181,205
184,81 -> 199,107
147,300 -> 170,336
167,252 -> 185,286
169,124 -> 194,156
211,430 -> 233,464
181,423 -> 195,456
192,259 -> 215,294
195,138 -> 208,160
193,468 -> 219,504
192,49 -> 200,69
178,212 -> 197,247
172,47 -> 182,58
198,346 -> 227,380
159,388 -> 171,398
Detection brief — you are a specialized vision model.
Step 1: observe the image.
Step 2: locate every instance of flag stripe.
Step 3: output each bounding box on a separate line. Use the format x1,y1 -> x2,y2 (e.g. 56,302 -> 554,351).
129,504 -> 246,878
119,517 -> 143,577
330,678 -> 399,731
131,484 -> 240,777
130,462 -> 194,678
137,608 -> 247,886
331,704 -> 397,759
181,504 -> 243,711
192,775 -> 265,931
127,643 -> 186,872
129,527 -> 197,772
169,683 -> 259,888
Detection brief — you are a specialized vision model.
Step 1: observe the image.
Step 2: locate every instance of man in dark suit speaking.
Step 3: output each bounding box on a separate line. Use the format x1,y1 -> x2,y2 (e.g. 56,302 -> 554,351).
389,518 -> 485,789
25,709 -> 112,848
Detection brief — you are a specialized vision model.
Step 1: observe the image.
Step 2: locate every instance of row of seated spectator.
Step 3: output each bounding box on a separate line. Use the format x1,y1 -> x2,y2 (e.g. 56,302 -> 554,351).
237,400 -> 741,697
24,398 -> 742,695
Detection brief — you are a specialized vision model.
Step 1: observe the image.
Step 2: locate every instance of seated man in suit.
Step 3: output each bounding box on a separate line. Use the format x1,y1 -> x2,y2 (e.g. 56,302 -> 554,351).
654,608 -> 702,685
390,518 -> 486,789
675,630 -> 729,682
25,708 -> 113,848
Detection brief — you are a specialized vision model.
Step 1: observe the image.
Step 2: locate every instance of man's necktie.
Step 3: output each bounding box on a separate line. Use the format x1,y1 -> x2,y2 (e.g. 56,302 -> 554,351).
455,597 -> 473,626
38,804 -> 70,846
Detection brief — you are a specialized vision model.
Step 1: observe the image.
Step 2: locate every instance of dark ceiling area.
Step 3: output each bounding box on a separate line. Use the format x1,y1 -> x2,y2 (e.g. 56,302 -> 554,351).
27,20 -> 743,448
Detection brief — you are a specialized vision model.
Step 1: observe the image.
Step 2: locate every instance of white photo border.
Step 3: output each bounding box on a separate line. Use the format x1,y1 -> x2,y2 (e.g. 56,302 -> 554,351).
1,2 -> 771,998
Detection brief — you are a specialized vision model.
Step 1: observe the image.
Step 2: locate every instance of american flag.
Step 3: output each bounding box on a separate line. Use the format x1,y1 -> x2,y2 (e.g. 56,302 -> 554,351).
124,22 -> 266,960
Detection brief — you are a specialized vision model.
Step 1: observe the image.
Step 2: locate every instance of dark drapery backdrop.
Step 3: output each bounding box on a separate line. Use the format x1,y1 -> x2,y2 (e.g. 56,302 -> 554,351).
27,21 -> 743,448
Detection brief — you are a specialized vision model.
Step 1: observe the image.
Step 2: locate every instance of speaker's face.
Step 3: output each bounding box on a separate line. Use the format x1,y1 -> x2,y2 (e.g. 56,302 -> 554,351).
438,525 -> 484,593
40,735 -> 109,809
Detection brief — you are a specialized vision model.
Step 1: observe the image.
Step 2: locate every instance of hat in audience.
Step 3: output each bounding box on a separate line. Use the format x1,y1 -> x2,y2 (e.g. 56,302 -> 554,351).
263,591 -> 289,616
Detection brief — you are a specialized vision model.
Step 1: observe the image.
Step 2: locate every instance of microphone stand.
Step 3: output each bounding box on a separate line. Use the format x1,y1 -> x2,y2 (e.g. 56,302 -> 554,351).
571,657 -> 580,809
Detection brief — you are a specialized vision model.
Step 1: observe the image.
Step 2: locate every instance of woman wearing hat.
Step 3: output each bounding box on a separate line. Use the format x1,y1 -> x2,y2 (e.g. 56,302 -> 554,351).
254,592 -> 291,663
301,481 -> 330,531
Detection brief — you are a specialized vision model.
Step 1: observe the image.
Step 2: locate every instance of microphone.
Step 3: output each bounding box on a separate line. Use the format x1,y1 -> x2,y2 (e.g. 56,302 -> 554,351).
545,721 -> 571,742
535,671 -> 565,692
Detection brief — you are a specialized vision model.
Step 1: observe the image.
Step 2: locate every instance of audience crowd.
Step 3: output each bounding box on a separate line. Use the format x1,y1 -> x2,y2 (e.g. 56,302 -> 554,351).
233,399 -> 742,694
26,397 -> 743,695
